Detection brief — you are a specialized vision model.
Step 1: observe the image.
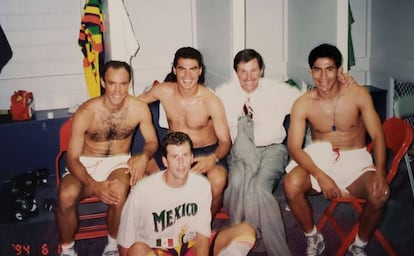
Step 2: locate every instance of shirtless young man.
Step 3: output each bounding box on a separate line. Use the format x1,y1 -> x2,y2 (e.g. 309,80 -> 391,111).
57,61 -> 158,256
138,47 -> 231,216
283,44 -> 389,256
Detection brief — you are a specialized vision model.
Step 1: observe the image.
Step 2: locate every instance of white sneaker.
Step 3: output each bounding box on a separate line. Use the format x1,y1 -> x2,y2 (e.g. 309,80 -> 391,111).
306,232 -> 325,256
347,244 -> 367,256
102,244 -> 119,256
60,246 -> 78,256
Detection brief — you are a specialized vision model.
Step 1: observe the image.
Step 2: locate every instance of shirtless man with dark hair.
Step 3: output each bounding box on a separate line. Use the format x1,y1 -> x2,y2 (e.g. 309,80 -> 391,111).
138,47 -> 231,217
284,44 -> 388,256
57,60 -> 158,256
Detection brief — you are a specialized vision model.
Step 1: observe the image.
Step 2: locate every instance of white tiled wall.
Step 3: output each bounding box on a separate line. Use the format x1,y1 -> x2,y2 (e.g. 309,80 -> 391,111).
0,0 -> 195,110
0,0 -> 85,110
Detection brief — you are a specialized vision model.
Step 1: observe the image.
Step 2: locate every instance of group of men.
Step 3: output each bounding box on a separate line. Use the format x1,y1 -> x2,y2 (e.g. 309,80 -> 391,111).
57,44 -> 389,256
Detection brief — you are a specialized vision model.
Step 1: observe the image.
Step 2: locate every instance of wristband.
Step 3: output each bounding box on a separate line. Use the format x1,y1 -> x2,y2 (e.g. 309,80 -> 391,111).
213,154 -> 219,163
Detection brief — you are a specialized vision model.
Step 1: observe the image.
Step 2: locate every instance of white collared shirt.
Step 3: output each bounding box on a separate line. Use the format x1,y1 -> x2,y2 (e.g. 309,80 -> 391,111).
215,78 -> 302,146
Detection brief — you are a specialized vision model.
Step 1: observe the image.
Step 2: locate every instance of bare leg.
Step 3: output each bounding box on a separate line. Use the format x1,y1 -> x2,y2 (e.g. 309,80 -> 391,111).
106,168 -> 131,239
283,167 -> 314,233
126,242 -> 154,256
207,165 -> 227,217
213,222 -> 256,256
346,172 -> 386,241
57,175 -> 86,244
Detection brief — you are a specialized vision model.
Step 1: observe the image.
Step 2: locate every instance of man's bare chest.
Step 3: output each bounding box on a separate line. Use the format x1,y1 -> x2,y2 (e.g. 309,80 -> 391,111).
88,119 -> 136,141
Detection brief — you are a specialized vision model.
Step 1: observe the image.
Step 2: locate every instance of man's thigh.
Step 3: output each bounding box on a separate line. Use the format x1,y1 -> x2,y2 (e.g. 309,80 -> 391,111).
107,167 -> 130,188
345,171 -> 376,198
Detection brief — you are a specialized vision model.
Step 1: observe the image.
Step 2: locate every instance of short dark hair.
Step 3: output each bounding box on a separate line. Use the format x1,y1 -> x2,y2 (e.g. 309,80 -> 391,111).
171,47 -> 205,84
102,60 -> 132,82
233,49 -> 265,77
161,132 -> 193,157
308,43 -> 342,69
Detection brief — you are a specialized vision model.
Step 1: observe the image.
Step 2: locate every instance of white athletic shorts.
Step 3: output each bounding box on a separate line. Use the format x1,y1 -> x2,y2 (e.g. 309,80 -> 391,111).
63,154 -> 130,181
286,142 -> 376,192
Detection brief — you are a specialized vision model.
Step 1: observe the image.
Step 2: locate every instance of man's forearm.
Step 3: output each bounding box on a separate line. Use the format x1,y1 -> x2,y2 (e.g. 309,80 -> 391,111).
213,141 -> 231,160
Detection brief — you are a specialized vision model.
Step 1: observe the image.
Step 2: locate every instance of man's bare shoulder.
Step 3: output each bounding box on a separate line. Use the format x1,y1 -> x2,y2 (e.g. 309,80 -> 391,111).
295,89 -> 315,105
200,86 -> 225,106
75,96 -> 102,116
341,83 -> 371,103
128,95 -> 149,109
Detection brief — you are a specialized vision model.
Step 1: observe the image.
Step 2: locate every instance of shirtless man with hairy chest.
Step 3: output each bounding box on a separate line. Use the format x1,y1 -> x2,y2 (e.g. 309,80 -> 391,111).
57,60 -> 158,256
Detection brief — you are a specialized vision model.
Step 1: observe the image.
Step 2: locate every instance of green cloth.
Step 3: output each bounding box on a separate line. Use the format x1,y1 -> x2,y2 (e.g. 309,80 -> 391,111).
348,3 -> 356,70
285,79 -> 300,90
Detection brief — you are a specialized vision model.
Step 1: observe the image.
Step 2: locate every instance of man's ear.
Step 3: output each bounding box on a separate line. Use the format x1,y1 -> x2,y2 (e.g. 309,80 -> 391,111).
101,78 -> 106,89
338,66 -> 344,74
162,156 -> 168,169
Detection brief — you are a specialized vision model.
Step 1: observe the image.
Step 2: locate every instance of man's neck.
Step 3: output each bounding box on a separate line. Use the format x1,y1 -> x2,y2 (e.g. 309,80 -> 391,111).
162,171 -> 187,188
103,97 -> 124,113
177,84 -> 200,99
317,84 -> 341,100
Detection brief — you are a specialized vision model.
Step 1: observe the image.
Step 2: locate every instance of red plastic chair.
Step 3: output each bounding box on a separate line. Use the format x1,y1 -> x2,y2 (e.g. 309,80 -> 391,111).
56,118 -> 108,240
317,117 -> 413,256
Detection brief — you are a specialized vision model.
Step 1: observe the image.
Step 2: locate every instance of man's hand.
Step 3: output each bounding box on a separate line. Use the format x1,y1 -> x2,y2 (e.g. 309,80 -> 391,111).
92,179 -> 121,205
372,172 -> 389,202
338,73 -> 356,88
126,154 -> 149,186
316,172 -> 342,199
192,154 -> 217,174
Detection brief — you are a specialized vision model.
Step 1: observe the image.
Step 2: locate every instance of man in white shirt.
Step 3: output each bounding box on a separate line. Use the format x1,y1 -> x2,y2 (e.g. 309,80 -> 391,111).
215,49 -> 302,255
117,131 -> 256,256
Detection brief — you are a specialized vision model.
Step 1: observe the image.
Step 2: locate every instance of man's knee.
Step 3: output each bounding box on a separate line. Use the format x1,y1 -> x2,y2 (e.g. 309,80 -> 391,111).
366,192 -> 388,209
208,166 -> 227,194
58,184 -> 80,210
237,222 -> 257,239
109,169 -> 131,198
283,170 -> 309,197
127,242 -> 151,256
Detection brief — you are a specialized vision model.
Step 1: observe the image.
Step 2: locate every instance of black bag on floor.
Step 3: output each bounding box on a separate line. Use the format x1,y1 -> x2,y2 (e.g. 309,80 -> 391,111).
0,169 -> 48,223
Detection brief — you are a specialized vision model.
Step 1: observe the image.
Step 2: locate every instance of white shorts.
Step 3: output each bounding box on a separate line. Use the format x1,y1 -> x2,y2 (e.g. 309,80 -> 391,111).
63,154 -> 130,182
286,142 -> 376,192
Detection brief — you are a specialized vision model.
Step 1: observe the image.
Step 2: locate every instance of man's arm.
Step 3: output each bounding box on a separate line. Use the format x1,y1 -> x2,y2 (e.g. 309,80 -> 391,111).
191,94 -> 231,173
288,98 -> 320,176
127,100 -> 159,186
137,82 -> 164,103
210,96 -> 232,161
358,87 -> 388,199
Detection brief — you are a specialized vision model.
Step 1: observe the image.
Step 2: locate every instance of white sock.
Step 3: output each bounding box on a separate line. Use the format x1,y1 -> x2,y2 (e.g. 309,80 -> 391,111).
218,241 -> 254,256
353,234 -> 368,247
105,235 -> 117,250
61,241 -> 75,252
305,226 -> 318,237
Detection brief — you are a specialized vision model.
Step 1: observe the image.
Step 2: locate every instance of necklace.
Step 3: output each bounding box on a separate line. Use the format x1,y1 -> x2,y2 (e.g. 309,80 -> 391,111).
331,95 -> 341,131
318,94 -> 341,131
